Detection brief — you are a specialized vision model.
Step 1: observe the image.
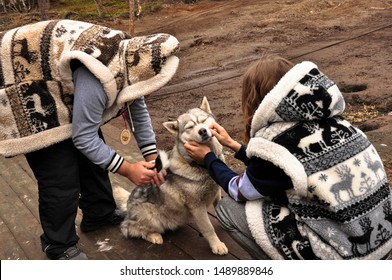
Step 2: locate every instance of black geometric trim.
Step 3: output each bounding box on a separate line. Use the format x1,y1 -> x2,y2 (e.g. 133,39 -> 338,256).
275,95 -> 304,121
301,133 -> 371,176
290,183 -> 391,222
151,35 -> 167,74
40,20 -> 59,81
0,31 -> 5,87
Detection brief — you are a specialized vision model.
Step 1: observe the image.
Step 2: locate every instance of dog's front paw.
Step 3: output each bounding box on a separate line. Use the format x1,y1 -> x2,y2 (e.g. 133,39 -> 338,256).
211,241 -> 228,255
145,233 -> 163,244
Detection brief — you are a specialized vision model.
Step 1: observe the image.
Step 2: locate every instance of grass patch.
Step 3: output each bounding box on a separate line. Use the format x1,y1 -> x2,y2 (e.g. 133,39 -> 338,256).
140,0 -> 165,15
56,0 -> 99,15
0,0 -> 173,30
53,0 -> 165,19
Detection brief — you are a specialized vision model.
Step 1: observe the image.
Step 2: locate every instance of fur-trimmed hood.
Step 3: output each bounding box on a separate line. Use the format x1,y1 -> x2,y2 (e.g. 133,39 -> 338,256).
250,61 -> 345,137
0,20 -> 179,156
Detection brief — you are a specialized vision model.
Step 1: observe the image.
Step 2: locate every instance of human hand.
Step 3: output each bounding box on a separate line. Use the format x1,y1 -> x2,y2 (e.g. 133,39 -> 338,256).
210,122 -> 241,152
184,141 -> 211,164
151,168 -> 167,187
145,154 -> 166,187
117,160 -> 157,186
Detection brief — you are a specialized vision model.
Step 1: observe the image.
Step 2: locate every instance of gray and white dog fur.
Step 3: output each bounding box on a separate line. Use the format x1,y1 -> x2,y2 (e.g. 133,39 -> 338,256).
113,96 -> 228,255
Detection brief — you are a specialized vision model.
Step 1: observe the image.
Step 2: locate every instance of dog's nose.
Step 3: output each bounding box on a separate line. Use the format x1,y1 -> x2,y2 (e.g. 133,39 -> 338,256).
199,128 -> 208,136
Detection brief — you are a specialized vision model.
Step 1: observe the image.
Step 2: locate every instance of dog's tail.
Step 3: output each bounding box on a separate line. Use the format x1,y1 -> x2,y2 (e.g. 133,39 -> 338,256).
112,185 -> 130,215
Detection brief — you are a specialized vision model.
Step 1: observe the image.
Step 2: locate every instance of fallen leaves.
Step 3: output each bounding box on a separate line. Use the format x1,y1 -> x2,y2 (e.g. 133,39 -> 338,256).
343,104 -> 381,124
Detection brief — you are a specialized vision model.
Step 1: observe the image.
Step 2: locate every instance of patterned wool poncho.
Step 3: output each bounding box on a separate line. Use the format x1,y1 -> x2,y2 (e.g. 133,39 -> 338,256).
245,61 -> 392,259
0,20 -> 179,157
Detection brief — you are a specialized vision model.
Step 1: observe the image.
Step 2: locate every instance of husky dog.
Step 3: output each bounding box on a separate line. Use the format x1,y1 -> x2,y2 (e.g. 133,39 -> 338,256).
114,96 -> 228,255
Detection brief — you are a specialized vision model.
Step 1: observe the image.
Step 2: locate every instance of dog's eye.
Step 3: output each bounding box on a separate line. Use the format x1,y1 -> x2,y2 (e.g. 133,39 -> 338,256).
198,116 -> 208,123
184,122 -> 195,130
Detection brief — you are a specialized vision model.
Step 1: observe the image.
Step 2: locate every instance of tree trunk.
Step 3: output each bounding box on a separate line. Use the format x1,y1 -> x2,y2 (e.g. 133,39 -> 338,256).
129,0 -> 135,36
37,0 -> 50,20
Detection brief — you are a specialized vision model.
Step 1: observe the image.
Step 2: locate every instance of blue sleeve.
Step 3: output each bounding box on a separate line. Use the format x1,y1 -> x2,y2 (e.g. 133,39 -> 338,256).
204,152 -> 293,201
124,97 -> 157,158
204,152 -> 238,192
234,144 -> 250,165
72,66 -> 123,172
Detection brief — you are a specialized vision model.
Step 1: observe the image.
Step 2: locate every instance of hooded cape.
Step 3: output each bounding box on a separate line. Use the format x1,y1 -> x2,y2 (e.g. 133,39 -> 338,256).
0,20 -> 179,157
245,61 -> 392,259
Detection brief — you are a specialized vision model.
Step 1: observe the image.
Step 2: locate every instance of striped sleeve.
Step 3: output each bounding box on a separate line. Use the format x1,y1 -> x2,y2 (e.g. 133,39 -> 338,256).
106,153 -> 125,173
126,97 -> 158,159
139,143 -> 157,158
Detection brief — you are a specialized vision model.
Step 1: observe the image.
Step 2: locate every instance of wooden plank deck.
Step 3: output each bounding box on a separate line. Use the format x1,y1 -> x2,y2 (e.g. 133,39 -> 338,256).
0,120 -> 252,260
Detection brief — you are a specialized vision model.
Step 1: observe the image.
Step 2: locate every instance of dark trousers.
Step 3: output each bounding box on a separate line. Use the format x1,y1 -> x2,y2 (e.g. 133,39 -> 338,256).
25,135 -> 116,258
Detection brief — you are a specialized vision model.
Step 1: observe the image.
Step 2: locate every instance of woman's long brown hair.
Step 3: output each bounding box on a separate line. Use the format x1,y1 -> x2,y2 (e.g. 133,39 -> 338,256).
241,54 -> 294,143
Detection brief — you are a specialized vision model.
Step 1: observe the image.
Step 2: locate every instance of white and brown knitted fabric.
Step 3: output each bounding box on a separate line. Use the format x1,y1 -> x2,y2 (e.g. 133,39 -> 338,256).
0,20 -> 179,157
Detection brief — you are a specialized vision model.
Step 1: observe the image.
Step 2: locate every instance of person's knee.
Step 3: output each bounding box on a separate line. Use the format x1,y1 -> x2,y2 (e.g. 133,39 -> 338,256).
216,196 -> 238,231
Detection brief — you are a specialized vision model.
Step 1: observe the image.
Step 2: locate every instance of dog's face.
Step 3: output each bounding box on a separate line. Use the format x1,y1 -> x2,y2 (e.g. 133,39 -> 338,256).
163,96 -> 215,143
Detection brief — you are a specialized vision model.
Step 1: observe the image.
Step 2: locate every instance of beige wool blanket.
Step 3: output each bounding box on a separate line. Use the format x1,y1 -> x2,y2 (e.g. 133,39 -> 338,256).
0,20 -> 179,157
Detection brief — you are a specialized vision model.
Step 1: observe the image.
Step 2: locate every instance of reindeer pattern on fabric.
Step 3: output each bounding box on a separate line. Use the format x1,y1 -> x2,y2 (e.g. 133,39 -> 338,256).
245,61 -> 392,259
0,20 -> 179,157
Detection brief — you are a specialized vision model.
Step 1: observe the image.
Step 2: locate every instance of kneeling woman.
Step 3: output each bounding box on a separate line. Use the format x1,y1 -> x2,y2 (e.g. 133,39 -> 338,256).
185,55 -> 392,260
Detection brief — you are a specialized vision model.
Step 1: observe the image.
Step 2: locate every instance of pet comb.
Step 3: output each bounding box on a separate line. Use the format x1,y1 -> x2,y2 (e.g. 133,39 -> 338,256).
150,154 -> 163,172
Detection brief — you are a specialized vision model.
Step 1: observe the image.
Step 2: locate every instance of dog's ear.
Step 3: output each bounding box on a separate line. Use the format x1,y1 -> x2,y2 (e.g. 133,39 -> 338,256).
200,96 -> 212,114
163,121 -> 178,134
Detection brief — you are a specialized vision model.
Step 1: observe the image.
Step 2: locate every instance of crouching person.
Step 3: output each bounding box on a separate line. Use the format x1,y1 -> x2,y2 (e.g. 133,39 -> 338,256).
185,54 -> 392,259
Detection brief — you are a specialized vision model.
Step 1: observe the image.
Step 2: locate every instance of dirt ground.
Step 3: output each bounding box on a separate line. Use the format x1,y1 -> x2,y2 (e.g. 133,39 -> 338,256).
2,0 -> 392,178
111,0 -> 392,180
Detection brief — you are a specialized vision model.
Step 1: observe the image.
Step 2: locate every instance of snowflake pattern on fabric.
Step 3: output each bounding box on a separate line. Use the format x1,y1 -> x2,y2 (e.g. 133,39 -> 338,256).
250,63 -> 392,259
